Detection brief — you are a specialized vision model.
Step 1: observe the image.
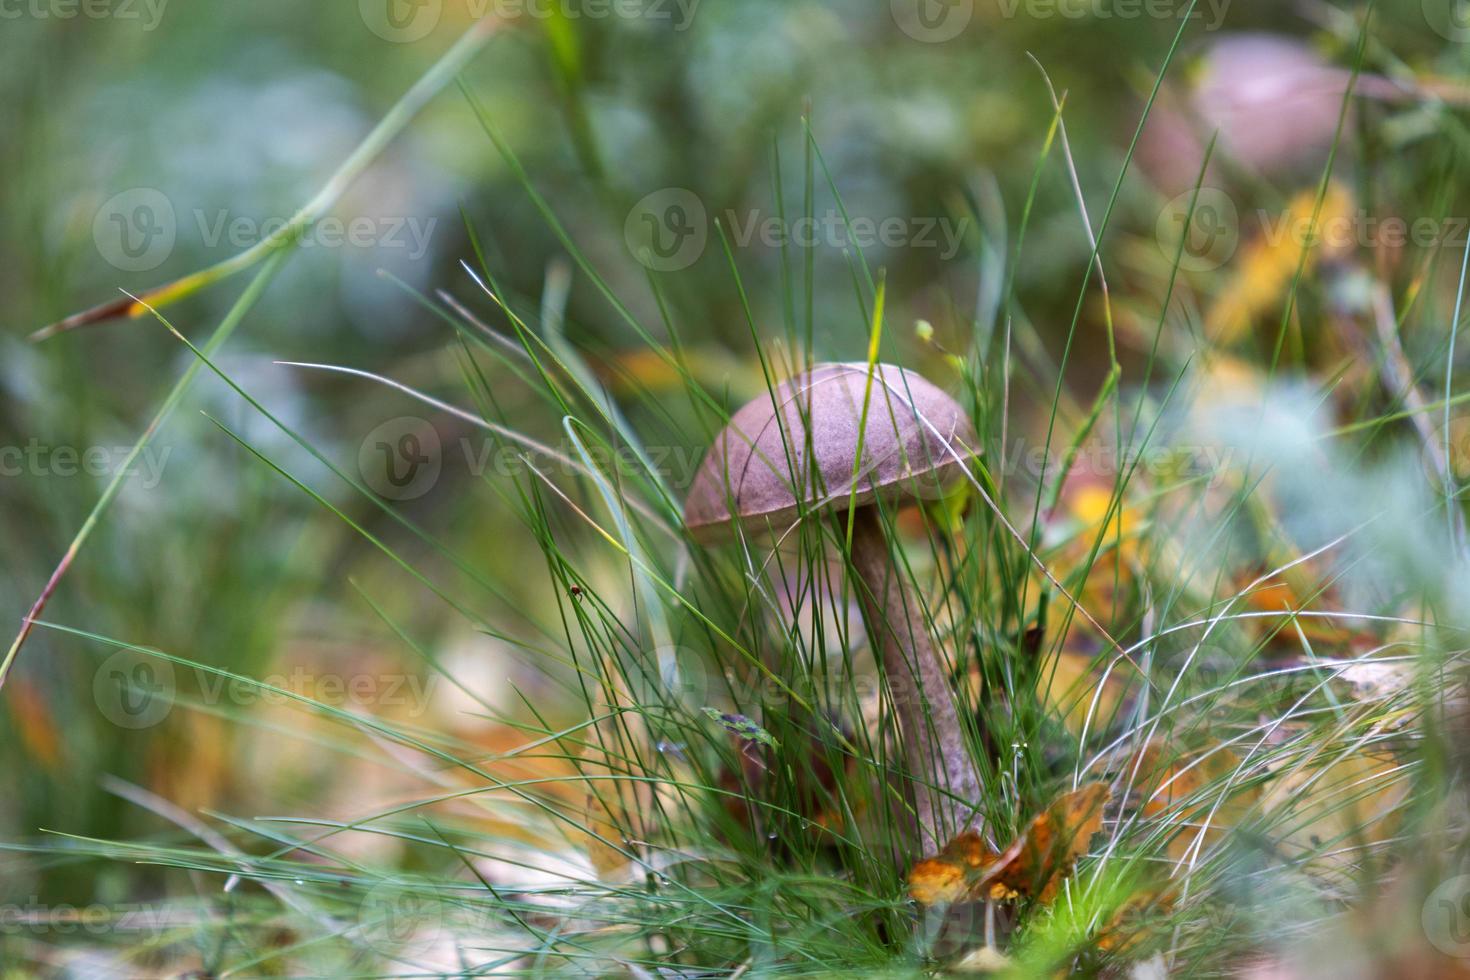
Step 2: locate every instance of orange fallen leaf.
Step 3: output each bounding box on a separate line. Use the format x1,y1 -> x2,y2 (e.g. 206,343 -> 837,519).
6,677 -> 60,769
1119,738 -> 1259,863
909,782 -> 1111,906
1234,563 -> 1352,649
908,829 -> 1001,905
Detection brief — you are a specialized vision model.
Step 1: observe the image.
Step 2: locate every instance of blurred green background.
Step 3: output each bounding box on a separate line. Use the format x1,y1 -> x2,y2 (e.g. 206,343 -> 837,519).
2,0 -> 1467,969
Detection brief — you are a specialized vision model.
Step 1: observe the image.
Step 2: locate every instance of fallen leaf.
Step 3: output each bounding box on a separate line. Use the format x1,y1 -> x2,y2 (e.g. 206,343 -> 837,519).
1039,641 -> 1133,738
1120,738 -> 1260,863
1259,748 -> 1407,872
1066,481 -> 1144,553
1092,889 -> 1175,957
1206,181 -> 1357,344
909,782 -> 1111,906
1233,563 -> 1353,650
5,677 -> 60,769
908,830 -> 1001,905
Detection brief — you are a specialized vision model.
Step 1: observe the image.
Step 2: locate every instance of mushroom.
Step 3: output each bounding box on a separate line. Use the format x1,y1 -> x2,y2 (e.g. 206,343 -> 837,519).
1140,33 -> 1470,193
684,362 -> 983,849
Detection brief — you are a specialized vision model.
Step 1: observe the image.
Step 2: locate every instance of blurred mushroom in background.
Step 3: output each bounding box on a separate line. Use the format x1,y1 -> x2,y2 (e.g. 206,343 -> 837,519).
1139,33 -> 1468,193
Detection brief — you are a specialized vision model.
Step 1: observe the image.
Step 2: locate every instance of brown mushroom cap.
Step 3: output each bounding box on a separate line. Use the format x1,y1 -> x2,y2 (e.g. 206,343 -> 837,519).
684,362 -> 978,541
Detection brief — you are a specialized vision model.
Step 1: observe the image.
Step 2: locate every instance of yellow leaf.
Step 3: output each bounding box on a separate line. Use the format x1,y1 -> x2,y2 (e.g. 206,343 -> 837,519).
1206,182 -> 1356,344
1260,749 -> 1407,871
1039,643 -> 1131,738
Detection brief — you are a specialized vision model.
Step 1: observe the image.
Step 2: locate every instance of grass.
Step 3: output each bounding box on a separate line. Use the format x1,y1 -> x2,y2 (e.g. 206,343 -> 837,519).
5,8 -> 1470,979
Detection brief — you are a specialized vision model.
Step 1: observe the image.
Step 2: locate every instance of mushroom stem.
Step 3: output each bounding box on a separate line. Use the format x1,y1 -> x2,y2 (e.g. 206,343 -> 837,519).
847,504 -> 982,851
